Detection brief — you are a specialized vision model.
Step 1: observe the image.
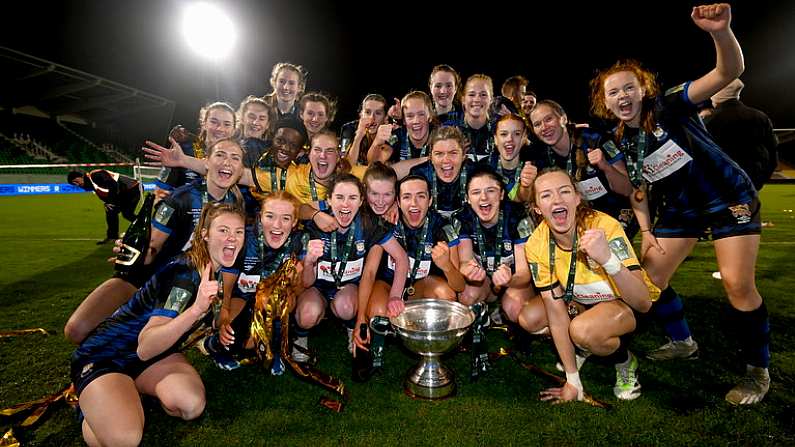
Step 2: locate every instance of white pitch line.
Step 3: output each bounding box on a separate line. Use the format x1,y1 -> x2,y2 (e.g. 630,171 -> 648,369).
52,238 -> 101,241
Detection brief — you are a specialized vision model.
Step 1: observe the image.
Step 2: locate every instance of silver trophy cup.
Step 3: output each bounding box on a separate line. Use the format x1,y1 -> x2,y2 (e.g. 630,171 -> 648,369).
390,299 -> 475,399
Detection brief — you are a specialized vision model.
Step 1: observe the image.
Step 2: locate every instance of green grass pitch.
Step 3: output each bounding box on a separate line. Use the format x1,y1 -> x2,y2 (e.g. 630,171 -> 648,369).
1,186 -> 794,446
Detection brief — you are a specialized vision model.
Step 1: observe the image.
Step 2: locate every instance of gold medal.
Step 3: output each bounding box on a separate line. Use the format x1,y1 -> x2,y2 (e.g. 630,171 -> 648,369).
406,286 -> 415,296
634,189 -> 645,202
567,303 -> 579,318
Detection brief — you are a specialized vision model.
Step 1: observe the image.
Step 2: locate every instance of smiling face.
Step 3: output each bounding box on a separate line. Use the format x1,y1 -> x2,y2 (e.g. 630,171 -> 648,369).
274,69 -> 301,105
603,70 -> 645,127
301,100 -> 329,135
205,212 -> 246,267
309,134 -> 339,181
360,99 -> 386,134
495,118 -> 525,162
399,178 -> 432,228
463,79 -> 492,120
260,198 -> 296,249
533,170 -> 581,236
430,138 -> 464,183
430,70 -> 457,111
243,103 -> 269,139
329,181 -> 363,229
205,140 -> 244,191
203,107 -> 236,146
530,104 -> 567,147
271,127 -> 303,168
402,97 -> 431,143
366,178 -> 396,216
467,175 -> 503,226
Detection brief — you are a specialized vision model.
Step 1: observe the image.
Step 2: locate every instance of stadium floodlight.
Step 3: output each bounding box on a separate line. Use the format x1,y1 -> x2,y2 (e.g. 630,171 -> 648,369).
181,2 -> 236,62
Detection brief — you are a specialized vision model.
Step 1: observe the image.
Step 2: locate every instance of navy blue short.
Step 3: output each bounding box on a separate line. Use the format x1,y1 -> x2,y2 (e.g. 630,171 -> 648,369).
654,197 -> 761,240
71,356 -> 148,396
112,263 -> 155,289
313,283 -> 359,302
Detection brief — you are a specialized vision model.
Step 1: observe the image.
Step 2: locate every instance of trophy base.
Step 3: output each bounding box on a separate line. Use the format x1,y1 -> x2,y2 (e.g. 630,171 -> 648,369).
404,361 -> 456,400
404,377 -> 456,400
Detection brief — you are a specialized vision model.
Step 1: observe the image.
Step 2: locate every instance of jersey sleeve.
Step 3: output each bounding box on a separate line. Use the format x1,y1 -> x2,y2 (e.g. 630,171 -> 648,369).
599,214 -> 641,270
152,194 -> 182,235
150,264 -> 197,319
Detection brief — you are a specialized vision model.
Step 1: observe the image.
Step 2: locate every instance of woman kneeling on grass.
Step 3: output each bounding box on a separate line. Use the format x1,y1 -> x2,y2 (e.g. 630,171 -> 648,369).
71,203 -> 245,447
522,168 -> 657,403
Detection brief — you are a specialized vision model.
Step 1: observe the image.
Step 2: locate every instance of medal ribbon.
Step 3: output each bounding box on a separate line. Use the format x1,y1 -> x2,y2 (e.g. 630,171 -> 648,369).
431,166 -> 467,213
623,129 -> 647,188
549,227 -> 579,304
397,216 -> 431,289
270,164 -> 288,192
474,209 -> 504,275
330,219 -> 357,288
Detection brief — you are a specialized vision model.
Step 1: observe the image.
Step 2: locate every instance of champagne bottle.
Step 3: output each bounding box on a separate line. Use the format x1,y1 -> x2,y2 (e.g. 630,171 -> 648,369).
114,193 -> 154,278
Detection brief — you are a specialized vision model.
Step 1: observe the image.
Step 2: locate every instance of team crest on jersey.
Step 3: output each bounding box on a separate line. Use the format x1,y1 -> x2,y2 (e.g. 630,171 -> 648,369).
652,125 -> 668,141
729,204 -> 752,224
503,240 -> 512,253
356,241 -> 366,254
165,287 -> 192,313
424,243 -> 432,255
80,362 -> 94,378
608,237 -> 631,261
154,203 -> 175,226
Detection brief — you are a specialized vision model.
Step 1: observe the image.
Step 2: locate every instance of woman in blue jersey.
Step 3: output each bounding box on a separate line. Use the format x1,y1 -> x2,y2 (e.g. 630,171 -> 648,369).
296,174 -> 408,355
522,100 -> 636,235
71,203 -> 245,447
481,113 -> 529,201
408,126 -> 476,219
590,3 -> 769,405
201,191 -> 304,372
237,96 -> 276,168
369,91 -> 436,164
458,74 -> 495,162
156,102 -> 238,193
64,138 -> 245,345
341,94 -> 389,166
454,166 -> 535,325
429,64 -> 464,126
264,62 -> 307,121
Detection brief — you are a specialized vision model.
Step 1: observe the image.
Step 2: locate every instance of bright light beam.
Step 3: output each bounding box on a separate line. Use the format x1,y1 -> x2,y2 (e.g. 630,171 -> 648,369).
182,3 -> 236,62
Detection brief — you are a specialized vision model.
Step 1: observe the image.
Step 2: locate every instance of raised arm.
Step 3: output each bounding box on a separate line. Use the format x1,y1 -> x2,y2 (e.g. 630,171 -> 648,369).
137,263 -> 216,361
686,3 -> 744,104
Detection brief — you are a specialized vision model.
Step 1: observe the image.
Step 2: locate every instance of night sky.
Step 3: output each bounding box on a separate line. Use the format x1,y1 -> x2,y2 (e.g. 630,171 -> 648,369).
2,0 -> 792,142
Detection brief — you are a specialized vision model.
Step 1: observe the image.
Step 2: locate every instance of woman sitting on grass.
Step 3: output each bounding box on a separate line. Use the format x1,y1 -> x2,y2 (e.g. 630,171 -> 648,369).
71,203 -> 245,447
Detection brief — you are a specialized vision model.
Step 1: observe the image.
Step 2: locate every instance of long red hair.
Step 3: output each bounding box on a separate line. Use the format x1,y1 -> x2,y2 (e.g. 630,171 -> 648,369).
589,60 -> 660,142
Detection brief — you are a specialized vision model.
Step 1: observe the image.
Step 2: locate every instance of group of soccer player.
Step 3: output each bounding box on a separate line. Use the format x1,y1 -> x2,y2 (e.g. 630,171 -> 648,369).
64,4 -> 771,446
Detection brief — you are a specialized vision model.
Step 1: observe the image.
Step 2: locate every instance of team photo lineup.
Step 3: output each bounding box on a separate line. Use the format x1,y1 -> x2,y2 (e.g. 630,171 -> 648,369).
12,3 -> 780,445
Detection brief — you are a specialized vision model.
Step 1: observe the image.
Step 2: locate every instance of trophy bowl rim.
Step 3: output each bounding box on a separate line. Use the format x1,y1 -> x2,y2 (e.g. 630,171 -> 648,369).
389,298 -> 475,336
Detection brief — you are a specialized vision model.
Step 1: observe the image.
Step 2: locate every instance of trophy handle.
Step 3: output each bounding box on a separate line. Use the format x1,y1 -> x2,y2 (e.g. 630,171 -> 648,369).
369,316 -> 395,337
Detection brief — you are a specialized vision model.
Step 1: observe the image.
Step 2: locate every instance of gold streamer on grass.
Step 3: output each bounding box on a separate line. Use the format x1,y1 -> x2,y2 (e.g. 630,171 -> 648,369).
1,428 -> 20,447
1,384 -> 78,446
495,348 -> 610,409
249,257 -> 348,412
0,329 -> 48,338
